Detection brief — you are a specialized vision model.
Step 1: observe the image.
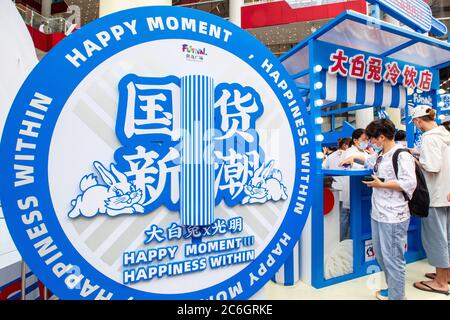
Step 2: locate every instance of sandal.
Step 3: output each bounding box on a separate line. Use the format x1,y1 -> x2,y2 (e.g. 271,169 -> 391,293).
413,281 -> 449,296
425,273 -> 450,284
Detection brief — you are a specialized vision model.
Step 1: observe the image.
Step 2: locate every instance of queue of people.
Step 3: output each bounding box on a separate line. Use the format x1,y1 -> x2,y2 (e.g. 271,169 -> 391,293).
322,105 -> 449,300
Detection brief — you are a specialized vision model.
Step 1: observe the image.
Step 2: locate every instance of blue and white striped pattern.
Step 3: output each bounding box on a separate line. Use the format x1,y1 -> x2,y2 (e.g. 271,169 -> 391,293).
387,0 -> 432,31
369,0 -> 432,32
271,241 -> 301,286
321,72 -> 408,109
0,266 -> 47,300
180,75 -> 215,226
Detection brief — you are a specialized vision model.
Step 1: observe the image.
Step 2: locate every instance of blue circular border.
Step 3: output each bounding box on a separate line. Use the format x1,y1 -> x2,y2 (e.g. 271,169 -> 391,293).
0,6 -> 316,300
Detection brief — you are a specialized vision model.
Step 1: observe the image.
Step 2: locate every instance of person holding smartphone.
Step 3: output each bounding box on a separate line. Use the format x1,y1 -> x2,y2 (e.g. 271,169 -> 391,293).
340,119 -> 417,300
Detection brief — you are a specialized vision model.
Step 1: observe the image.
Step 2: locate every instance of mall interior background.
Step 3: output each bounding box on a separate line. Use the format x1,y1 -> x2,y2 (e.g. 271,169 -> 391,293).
9,0 -> 450,132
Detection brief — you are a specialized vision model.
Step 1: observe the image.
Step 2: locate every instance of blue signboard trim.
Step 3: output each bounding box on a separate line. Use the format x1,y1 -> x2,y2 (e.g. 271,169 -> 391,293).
430,17 -> 448,37
315,40 -> 440,90
280,10 -> 450,68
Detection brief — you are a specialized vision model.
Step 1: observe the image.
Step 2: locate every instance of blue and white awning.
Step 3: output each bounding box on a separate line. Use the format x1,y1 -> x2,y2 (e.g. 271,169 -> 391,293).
320,72 -> 408,109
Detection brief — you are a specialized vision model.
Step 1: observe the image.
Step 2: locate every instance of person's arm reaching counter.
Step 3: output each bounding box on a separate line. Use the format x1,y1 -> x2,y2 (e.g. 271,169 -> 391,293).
339,154 -> 366,167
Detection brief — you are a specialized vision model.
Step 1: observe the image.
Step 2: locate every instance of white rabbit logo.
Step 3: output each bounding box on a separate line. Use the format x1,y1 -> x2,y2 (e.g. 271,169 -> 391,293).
242,160 -> 288,205
68,161 -> 144,218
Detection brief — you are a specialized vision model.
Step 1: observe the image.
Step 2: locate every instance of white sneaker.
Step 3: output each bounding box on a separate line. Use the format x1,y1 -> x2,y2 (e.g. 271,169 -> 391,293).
375,289 -> 388,300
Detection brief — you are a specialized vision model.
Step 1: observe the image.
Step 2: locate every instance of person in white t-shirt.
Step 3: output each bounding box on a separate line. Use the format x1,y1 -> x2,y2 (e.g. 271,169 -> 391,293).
341,119 -> 417,300
323,137 -> 351,241
410,105 -> 450,296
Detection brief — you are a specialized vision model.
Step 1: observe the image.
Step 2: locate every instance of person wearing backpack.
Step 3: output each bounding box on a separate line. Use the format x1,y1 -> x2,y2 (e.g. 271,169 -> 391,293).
410,105 -> 450,296
340,119 -> 417,300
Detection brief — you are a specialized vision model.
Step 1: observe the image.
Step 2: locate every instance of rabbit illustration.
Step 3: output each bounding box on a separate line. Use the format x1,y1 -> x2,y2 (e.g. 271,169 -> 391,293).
242,160 -> 288,205
68,161 -> 144,218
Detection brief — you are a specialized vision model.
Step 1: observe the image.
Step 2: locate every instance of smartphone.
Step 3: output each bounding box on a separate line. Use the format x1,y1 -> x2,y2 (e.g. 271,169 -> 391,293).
362,176 -> 385,182
354,158 -> 365,166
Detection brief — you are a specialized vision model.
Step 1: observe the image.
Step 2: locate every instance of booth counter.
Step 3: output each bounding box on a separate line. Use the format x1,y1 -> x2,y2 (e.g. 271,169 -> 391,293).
276,10 -> 450,288
322,169 -> 380,283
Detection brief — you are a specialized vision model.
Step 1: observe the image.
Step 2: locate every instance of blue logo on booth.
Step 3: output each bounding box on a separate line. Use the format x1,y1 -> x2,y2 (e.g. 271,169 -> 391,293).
0,6 -> 315,300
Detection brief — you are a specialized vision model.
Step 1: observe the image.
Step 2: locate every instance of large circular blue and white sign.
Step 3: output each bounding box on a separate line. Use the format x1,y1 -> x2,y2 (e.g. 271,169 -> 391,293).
0,6 -> 315,300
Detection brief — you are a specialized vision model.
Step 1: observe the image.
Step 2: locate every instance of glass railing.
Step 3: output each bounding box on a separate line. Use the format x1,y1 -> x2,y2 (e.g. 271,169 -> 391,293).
16,5 -> 73,35
243,0 -> 280,6
243,0 -> 349,7
176,0 -> 229,19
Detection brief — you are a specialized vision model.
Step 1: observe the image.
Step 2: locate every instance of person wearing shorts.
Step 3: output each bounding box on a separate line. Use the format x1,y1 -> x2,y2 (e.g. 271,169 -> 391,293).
411,105 -> 450,296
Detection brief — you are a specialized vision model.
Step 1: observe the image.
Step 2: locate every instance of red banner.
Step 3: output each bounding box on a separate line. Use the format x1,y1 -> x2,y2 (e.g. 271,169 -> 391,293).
26,25 -> 66,52
242,0 -> 367,29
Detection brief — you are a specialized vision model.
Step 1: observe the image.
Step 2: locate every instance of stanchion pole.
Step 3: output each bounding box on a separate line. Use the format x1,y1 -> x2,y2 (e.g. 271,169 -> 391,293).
20,260 -> 26,300
43,286 -> 48,300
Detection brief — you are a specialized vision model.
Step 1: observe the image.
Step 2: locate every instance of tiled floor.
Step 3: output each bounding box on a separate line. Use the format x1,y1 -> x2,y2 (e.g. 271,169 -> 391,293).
262,260 -> 449,300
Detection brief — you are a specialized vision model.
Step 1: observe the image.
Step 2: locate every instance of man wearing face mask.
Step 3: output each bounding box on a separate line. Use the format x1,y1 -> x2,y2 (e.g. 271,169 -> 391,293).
340,119 -> 417,300
410,105 -> 450,297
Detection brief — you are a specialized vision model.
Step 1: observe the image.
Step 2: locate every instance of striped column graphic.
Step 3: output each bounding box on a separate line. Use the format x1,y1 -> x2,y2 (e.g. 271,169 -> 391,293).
271,240 -> 301,286
180,75 -> 215,226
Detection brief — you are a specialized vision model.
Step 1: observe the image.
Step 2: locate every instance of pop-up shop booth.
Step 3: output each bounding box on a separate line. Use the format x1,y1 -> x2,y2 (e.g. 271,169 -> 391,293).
279,10 -> 450,288
1,2 -> 450,300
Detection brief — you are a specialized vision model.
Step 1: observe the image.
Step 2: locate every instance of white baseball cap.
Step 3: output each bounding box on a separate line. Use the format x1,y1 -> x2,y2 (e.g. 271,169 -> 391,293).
411,105 -> 433,119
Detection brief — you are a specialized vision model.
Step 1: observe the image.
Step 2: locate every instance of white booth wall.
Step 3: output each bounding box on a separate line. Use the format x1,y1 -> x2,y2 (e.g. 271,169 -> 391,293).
0,1 -> 38,142
0,0 -> 38,296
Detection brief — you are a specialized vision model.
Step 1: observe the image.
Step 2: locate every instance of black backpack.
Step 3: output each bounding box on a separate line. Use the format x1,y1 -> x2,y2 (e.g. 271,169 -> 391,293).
392,149 -> 430,218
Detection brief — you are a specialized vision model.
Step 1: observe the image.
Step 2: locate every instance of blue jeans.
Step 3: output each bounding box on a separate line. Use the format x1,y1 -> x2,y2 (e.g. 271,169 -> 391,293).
371,218 -> 410,300
340,202 -> 350,241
